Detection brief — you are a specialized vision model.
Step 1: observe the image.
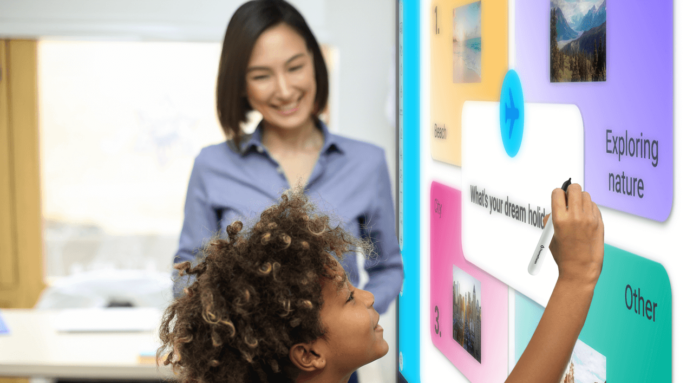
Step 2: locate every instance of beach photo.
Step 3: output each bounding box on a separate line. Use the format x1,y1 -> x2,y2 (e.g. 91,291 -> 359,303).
453,2 -> 481,83
452,265 -> 482,362
560,339 -> 607,383
550,0 -> 606,82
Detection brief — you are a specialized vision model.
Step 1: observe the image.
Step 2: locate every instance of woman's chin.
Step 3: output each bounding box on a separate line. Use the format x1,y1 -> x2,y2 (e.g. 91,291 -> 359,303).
266,109 -> 313,130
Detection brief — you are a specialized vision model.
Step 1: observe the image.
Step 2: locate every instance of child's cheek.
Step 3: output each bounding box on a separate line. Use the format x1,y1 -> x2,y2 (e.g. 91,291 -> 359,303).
350,309 -> 373,336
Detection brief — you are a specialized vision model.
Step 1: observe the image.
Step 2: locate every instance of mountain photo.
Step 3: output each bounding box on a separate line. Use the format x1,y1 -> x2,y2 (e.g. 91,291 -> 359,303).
550,0 -> 606,83
561,22 -> 606,56
569,14 -> 582,30
555,6 -> 578,41
576,1 -> 606,31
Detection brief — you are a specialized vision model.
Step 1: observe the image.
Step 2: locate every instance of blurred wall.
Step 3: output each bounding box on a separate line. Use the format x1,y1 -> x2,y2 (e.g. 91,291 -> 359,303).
323,0 -> 397,195
0,0 -> 327,42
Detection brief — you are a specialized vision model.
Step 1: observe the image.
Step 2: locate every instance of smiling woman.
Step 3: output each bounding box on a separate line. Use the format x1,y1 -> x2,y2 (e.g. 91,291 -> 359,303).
243,23 -> 324,188
245,27 -> 318,128
173,2 -> 403,382
216,0 -> 328,150
173,0 -> 403,364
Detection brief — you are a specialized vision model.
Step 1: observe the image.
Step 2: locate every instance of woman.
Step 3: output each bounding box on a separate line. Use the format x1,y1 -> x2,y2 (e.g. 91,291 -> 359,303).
174,0 -> 401,343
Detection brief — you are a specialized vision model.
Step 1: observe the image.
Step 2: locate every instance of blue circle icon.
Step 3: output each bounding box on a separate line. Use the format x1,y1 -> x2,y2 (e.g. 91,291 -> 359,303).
499,70 -> 525,157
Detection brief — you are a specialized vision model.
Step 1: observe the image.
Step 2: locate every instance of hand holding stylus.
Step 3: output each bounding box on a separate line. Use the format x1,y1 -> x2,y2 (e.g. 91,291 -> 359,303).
508,184 -> 605,383
528,178 -> 572,275
549,183 -> 604,286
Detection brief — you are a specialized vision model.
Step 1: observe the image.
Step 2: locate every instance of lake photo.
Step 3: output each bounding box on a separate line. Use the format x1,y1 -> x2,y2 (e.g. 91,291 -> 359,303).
453,2 -> 481,83
560,339 -> 607,383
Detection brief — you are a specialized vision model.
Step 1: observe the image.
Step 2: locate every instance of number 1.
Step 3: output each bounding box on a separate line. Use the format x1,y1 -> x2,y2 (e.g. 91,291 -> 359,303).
434,6 -> 440,34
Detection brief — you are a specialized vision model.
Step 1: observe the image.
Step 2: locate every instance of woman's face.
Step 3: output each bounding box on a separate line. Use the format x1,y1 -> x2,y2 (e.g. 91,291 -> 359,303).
245,23 -> 317,131
317,266 -> 389,374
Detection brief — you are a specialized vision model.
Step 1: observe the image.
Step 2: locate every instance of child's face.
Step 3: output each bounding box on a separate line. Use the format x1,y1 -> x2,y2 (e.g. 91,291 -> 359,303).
316,266 -> 389,374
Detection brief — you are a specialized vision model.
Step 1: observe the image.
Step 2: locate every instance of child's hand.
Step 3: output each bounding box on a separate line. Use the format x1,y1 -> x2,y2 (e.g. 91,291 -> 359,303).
543,183 -> 604,287
510,184 -> 605,383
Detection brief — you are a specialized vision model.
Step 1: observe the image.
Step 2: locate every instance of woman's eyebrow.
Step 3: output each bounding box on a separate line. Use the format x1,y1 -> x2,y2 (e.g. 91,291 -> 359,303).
246,53 -> 305,73
285,53 -> 306,65
246,65 -> 271,73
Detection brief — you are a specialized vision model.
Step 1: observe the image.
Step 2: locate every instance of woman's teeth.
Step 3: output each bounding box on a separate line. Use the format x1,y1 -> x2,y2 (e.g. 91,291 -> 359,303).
277,101 -> 298,111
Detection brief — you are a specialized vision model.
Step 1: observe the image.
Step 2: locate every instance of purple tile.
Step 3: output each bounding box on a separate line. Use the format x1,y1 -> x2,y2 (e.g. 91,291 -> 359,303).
516,0 -> 673,221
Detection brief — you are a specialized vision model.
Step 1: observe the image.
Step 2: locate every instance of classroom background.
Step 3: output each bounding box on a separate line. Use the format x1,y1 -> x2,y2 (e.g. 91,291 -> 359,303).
0,1 -> 401,382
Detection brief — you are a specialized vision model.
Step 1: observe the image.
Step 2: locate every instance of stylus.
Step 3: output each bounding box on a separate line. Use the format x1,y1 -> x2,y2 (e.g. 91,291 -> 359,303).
528,178 -> 572,276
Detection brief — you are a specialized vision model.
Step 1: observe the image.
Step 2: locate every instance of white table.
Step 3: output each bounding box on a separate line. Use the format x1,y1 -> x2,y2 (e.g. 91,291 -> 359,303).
0,309 -> 173,380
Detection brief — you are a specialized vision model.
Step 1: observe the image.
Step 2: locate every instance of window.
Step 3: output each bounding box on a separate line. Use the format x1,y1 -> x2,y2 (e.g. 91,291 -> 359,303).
39,41 -> 227,281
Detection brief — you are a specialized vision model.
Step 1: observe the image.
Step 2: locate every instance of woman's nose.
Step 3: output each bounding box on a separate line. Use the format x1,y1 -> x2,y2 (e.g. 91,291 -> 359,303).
275,73 -> 292,100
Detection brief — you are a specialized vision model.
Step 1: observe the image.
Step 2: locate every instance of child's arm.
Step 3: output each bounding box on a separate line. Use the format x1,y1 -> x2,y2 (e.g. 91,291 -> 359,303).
507,183 -> 604,383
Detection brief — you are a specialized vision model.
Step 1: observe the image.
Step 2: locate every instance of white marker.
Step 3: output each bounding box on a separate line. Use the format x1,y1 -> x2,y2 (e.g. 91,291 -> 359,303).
528,178 -> 571,275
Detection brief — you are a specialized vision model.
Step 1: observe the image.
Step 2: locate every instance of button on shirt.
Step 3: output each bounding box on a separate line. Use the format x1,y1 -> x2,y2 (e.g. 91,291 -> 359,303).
174,122 -> 403,314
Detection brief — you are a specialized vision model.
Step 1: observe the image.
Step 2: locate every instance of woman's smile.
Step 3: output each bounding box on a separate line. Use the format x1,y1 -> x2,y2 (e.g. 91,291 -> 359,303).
273,94 -> 303,116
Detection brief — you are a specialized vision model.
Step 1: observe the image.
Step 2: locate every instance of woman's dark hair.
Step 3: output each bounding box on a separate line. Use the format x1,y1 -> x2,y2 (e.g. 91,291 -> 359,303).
217,0 -> 329,145
158,191 -> 367,383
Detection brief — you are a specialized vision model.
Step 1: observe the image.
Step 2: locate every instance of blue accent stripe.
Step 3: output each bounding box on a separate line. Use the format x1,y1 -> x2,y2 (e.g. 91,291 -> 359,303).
399,0 -> 420,381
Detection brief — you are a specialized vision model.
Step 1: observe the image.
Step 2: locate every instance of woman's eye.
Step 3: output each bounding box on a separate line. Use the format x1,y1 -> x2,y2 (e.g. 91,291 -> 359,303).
346,291 -> 354,303
252,75 -> 269,80
289,65 -> 303,72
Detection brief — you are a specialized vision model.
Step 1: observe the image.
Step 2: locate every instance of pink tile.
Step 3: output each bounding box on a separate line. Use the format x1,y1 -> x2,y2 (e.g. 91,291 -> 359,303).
430,181 -> 508,382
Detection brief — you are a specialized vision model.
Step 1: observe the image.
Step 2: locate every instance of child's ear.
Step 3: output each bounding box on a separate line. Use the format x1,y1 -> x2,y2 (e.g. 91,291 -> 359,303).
289,343 -> 327,372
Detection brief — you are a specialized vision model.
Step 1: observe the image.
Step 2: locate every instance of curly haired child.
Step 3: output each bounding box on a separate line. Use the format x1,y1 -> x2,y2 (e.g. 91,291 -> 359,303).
159,190 -> 385,383
159,183 -> 604,383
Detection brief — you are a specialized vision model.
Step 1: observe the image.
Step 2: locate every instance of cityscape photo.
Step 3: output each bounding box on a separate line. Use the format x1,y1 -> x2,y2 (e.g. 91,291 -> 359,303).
452,265 -> 482,362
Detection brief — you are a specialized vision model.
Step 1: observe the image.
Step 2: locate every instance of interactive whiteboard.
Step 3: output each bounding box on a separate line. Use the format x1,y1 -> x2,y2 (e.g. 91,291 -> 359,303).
397,0 -> 690,382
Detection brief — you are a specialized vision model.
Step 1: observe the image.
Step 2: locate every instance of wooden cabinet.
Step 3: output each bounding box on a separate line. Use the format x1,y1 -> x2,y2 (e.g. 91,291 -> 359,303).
0,40 -> 44,310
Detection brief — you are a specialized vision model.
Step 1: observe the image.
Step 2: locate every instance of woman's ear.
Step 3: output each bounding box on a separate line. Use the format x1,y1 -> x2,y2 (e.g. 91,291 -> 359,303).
289,343 -> 327,372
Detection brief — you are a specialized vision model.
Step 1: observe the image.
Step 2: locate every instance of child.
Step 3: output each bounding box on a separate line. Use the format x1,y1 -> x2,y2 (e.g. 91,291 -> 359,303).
159,184 -> 604,383
160,191 -> 385,383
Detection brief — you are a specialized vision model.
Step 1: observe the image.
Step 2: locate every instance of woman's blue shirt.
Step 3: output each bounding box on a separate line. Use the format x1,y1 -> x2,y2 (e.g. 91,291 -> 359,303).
174,122 -> 403,313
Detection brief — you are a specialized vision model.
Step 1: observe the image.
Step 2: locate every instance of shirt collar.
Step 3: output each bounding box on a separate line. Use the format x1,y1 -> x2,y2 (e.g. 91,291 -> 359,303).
239,119 -> 342,156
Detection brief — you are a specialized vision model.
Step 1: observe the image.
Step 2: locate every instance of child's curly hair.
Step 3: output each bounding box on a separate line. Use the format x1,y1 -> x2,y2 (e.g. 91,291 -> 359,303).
158,191 -> 369,383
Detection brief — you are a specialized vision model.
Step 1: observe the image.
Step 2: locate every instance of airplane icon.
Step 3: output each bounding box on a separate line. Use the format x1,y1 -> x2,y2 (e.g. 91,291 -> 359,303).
505,88 -> 520,139
500,70 -> 524,158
